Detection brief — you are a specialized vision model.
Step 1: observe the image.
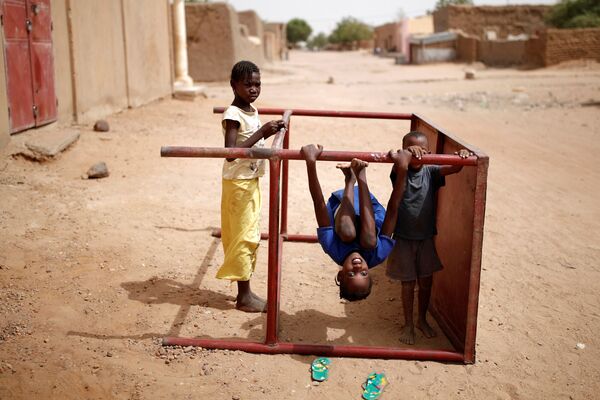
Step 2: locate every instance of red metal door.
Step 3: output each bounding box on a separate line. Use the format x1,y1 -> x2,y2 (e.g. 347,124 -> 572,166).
1,0 -> 56,134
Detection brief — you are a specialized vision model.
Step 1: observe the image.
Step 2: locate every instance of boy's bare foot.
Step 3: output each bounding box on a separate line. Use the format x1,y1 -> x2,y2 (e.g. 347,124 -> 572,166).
350,158 -> 368,176
399,324 -> 415,345
335,163 -> 355,183
236,294 -> 267,313
417,318 -> 437,338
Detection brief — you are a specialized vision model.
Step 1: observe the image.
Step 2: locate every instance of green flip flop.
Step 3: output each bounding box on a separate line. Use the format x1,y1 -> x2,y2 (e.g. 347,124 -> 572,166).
362,372 -> 389,400
311,357 -> 331,382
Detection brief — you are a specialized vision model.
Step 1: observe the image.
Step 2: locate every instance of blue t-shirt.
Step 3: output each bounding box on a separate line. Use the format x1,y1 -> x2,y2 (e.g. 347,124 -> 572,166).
316,187 -> 395,267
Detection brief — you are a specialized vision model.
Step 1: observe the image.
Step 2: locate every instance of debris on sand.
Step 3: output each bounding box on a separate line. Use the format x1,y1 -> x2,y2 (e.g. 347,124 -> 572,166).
465,70 -> 475,80
85,162 -> 109,179
93,120 -> 110,132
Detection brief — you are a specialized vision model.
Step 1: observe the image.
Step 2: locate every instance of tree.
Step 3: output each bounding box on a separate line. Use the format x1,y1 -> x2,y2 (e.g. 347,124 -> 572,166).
435,0 -> 473,10
307,33 -> 329,50
287,18 -> 312,44
329,17 -> 372,45
545,0 -> 600,29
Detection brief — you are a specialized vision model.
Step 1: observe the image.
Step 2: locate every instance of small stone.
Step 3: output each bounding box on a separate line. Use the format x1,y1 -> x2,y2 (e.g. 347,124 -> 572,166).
232,396 -> 241,400
86,162 -> 109,179
311,381 -> 320,386
576,343 -> 586,350
464,70 -> 475,80
106,351 -> 113,357
93,120 -> 110,132
327,76 -> 334,84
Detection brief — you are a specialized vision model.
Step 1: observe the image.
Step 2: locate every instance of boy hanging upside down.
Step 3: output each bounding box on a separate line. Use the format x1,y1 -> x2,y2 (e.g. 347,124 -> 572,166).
300,144 -> 411,301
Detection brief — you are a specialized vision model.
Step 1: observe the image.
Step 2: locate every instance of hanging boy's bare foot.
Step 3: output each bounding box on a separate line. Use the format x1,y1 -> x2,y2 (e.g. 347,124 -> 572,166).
336,163 -> 355,184
350,158 -> 369,177
399,324 -> 415,345
236,293 -> 267,313
417,318 -> 437,338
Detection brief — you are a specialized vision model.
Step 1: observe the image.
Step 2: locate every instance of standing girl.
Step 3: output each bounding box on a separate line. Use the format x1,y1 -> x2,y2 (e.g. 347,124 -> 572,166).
217,60 -> 286,312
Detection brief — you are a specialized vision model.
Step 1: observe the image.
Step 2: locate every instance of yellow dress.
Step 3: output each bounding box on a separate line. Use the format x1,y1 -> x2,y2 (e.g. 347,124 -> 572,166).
217,105 -> 264,281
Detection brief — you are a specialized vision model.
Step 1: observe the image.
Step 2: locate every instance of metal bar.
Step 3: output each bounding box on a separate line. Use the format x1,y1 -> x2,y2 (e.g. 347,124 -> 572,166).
265,159 -> 281,345
464,156 -> 489,364
161,147 -> 478,166
214,107 -> 412,120
271,110 -> 292,150
161,338 -> 464,362
280,119 -> 290,236
212,229 -> 318,243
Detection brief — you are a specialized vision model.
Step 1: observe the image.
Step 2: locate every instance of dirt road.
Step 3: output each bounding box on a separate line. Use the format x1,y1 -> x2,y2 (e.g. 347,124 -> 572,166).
1,51 -> 599,399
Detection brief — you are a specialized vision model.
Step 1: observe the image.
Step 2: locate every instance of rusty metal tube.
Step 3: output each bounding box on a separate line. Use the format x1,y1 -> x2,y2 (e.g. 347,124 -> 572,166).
280,120 -> 291,236
213,107 -> 412,120
212,230 -> 318,243
265,159 -> 281,345
161,337 -> 464,362
271,110 -> 293,150
161,147 -> 477,166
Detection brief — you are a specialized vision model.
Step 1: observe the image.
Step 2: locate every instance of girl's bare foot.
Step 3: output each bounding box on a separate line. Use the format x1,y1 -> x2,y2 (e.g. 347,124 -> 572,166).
236,293 -> 266,313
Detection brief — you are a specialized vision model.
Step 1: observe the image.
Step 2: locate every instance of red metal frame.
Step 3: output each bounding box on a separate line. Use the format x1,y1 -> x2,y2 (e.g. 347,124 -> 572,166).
161,107 -> 488,363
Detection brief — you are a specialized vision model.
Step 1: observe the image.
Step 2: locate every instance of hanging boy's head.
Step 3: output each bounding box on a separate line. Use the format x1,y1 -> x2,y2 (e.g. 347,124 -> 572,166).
336,252 -> 373,301
230,60 -> 261,104
403,131 -> 429,170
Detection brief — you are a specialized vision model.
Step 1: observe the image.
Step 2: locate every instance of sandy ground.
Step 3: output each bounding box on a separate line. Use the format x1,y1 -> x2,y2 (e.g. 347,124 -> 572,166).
1,50 -> 599,399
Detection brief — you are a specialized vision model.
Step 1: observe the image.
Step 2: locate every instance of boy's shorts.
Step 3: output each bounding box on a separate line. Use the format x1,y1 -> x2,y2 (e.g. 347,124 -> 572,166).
386,237 -> 443,282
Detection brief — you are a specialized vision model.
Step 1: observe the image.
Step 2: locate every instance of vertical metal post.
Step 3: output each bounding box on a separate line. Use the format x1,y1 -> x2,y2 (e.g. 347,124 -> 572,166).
280,120 -> 290,236
265,158 -> 281,345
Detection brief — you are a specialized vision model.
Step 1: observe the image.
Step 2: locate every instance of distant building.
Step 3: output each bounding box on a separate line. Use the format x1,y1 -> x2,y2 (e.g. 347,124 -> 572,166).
374,15 -> 433,60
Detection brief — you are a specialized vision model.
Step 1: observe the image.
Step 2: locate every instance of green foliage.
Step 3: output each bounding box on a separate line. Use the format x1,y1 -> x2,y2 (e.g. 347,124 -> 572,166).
307,33 -> 329,50
546,0 -> 600,28
435,0 -> 473,10
329,17 -> 372,45
287,18 -> 312,44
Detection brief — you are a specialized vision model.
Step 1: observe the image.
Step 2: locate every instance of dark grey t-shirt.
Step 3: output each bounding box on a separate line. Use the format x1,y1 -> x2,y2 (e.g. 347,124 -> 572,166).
390,165 -> 445,240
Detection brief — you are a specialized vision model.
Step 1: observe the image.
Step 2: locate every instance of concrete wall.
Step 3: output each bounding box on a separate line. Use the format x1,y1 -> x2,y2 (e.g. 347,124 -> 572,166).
122,0 -> 172,108
434,5 -> 550,39
406,15 -> 433,35
0,0 -> 173,146
186,2 -> 264,82
51,0 -> 73,121
68,0 -> 128,122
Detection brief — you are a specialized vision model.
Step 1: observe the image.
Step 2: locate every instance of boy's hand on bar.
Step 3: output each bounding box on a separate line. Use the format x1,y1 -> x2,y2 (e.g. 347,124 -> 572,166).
406,145 -> 429,160
388,149 -> 411,171
454,149 -> 473,159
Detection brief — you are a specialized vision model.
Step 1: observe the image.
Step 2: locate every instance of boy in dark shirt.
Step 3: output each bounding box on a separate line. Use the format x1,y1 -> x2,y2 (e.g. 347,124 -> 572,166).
388,131 -> 471,344
301,144 -> 411,301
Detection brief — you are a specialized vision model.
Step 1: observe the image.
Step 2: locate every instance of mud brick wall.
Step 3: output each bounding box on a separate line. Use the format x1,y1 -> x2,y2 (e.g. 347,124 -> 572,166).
434,5 -> 550,39
186,3 -> 264,82
374,22 -> 401,52
543,28 -> 600,66
479,40 -> 526,66
457,34 -> 478,63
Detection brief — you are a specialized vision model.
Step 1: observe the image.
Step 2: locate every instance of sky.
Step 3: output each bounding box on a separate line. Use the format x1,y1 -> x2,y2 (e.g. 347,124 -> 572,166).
225,0 -> 557,35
